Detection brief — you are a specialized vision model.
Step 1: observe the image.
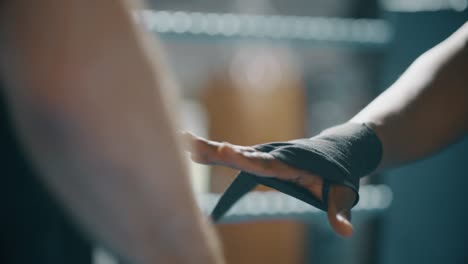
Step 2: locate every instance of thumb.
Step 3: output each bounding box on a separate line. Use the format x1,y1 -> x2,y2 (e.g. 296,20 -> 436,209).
327,185 -> 356,237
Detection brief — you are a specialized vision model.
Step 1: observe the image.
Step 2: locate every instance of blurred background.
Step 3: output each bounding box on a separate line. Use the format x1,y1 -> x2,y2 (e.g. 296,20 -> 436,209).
97,0 -> 467,263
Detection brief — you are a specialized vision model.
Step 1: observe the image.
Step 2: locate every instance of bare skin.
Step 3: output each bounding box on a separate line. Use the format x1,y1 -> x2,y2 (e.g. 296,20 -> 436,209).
184,22 -> 468,238
1,1 -> 223,263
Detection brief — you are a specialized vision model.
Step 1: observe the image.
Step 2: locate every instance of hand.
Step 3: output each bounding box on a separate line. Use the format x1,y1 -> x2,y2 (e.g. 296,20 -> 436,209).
181,132 -> 356,237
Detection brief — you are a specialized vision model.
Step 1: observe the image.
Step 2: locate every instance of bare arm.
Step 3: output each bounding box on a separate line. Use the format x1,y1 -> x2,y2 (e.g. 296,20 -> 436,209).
351,22 -> 468,169
1,1 -> 222,263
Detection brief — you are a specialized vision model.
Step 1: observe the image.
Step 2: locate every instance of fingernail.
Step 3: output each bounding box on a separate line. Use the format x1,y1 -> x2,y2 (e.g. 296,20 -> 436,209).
336,210 -> 352,226
336,211 -> 353,237
337,214 -> 351,225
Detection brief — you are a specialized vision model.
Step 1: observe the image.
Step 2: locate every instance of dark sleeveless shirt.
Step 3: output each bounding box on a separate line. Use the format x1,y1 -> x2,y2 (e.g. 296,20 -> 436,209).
0,82 -> 92,263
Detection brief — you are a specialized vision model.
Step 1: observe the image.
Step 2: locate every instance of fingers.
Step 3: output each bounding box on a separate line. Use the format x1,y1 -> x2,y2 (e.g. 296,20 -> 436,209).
182,131 -> 358,238
180,131 -> 217,164
180,131 -> 323,199
220,145 -> 325,202
327,185 -> 356,237
218,145 -> 284,177
180,131 -> 255,164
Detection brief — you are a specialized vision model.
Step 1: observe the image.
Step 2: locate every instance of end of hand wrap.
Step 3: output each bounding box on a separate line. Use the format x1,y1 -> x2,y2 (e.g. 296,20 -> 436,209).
268,122 -> 383,208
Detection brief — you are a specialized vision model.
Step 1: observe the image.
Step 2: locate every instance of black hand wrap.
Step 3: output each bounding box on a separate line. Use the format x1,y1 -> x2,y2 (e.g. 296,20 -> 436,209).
211,123 -> 383,221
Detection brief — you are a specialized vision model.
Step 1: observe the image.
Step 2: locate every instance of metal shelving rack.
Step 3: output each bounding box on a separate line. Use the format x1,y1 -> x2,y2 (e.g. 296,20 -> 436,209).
134,10 -> 393,49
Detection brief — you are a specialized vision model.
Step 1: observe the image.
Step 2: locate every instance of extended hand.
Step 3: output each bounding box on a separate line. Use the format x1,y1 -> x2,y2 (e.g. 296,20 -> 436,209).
182,132 -> 356,237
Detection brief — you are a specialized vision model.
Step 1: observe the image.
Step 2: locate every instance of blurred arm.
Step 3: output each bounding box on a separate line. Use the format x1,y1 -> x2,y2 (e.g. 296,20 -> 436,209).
351,22 -> 468,169
1,1 -> 223,263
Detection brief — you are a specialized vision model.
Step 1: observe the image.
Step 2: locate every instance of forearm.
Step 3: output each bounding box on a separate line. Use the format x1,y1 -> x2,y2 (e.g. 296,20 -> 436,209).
1,1 -> 222,263
351,22 -> 468,169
